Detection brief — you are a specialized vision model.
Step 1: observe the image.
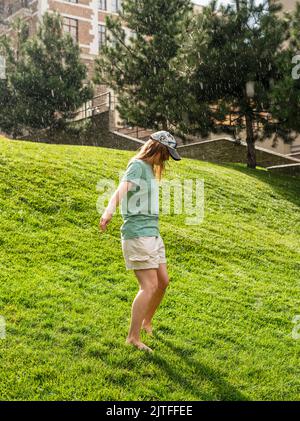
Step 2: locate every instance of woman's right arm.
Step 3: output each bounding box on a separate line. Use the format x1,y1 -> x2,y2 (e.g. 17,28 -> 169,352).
99,180 -> 134,232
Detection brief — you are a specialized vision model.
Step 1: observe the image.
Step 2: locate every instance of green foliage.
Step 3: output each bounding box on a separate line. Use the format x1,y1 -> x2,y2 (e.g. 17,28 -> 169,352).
94,0 -> 300,168
0,12 -> 93,136
177,0 -> 300,167
0,136 -> 299,400
94,0 -> 193,131
63,116 -> 93,138
182,1 -> 284,131
269,2 -> 300,133
288,1 -> 300,51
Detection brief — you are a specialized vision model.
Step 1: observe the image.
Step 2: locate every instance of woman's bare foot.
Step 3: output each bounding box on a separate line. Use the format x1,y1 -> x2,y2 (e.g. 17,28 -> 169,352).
142,321 -> 153,335
126,337 -> 153,352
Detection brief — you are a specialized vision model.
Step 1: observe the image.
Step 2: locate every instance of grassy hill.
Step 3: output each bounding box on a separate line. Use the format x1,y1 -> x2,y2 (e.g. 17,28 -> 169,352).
0,135 -> 299,401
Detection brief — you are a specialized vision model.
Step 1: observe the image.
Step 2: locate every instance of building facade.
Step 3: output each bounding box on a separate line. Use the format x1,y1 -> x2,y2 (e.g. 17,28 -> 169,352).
274,0 -> 298,12
0,0 -> 135,79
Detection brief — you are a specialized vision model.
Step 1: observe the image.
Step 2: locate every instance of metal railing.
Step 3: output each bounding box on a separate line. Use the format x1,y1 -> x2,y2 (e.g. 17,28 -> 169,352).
114,125 -> 153,140
71,91 -> 114,121
72,90 -> 154,139
70,91 -> 158,143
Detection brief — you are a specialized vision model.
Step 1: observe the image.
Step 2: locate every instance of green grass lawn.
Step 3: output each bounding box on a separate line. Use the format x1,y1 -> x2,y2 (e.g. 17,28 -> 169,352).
0,136 -> 299,401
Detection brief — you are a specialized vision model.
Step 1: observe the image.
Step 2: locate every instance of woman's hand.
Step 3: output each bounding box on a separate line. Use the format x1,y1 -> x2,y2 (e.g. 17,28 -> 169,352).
98,181 -> 133,233
99,210 -> 113,232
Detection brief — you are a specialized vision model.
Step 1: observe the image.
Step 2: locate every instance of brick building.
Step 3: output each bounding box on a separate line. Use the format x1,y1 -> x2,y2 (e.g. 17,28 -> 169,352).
274,0 -> 298,12
0,1 -> 135,82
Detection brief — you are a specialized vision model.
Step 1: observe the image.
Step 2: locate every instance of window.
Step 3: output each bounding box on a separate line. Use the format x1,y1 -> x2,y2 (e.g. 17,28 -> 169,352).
111,0 -> 122,13
98,24 -> 107,49
124,28 -> 136,44
107,31 -> 117,48
98,0 -> 107,10
130,30 -> 137,40
63,17 -> 78,43
66,0 -> 78,3
0,56 -> 5,80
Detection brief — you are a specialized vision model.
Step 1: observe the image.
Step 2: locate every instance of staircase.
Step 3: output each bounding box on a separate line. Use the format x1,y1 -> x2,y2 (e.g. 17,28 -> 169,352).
73,92 -> 158,141
114,126 -> 155,141
70,91 -> 114,121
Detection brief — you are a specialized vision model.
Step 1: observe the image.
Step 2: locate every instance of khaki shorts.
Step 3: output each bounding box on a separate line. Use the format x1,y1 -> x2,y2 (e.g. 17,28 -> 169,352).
121,235 -> 167,270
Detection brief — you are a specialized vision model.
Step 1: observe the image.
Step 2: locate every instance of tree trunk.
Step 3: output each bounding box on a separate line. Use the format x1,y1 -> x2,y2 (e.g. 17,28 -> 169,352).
245,113 -> 256,169
161,117 -> 168,131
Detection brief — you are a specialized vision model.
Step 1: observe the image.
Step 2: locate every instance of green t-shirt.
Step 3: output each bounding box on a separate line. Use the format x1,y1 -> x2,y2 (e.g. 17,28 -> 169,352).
120,158 -> 159,240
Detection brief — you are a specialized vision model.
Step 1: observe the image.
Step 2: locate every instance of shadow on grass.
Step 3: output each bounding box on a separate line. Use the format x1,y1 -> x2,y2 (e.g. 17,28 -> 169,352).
220,162 -> 300,209
149,332 -> 249,401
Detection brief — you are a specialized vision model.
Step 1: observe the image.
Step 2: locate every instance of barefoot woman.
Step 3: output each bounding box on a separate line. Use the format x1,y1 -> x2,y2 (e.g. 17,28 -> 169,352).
99,131 -> 181,352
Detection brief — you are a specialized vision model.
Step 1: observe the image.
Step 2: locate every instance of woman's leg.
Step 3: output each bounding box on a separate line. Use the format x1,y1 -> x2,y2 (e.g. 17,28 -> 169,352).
126,268 -> 158,351
142,263 -> 169,334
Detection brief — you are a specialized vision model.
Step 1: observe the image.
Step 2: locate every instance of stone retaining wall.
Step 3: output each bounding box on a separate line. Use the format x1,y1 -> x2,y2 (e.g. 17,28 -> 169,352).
15,112 -> 300,168
267,163 -> 300,177
177,138 -> 300,168
18,111 -> 144,151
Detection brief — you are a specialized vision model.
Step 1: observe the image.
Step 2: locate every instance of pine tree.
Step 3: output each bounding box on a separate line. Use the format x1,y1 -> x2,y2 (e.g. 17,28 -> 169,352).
269,2 -> 300,134
94,0 -> 193,131
0,12 -> 93,137
180,0 -> 293,168
0,19 -> 30,137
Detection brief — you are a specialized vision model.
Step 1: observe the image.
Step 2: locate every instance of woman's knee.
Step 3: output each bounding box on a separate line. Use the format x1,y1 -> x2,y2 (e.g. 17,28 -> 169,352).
135,269 -> 158,294
158,275 -> 169,290
146,278 -> 159,294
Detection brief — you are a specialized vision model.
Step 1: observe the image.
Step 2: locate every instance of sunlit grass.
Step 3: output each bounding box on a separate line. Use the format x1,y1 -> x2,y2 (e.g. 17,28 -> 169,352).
0,136 -> 299,400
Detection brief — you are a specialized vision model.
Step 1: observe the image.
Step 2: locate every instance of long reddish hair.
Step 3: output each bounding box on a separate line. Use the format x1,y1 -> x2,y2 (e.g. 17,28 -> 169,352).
129,138 -> 170,181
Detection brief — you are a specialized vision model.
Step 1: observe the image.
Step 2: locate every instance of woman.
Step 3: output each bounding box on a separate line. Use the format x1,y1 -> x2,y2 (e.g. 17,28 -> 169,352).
99,131 -> 181,352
